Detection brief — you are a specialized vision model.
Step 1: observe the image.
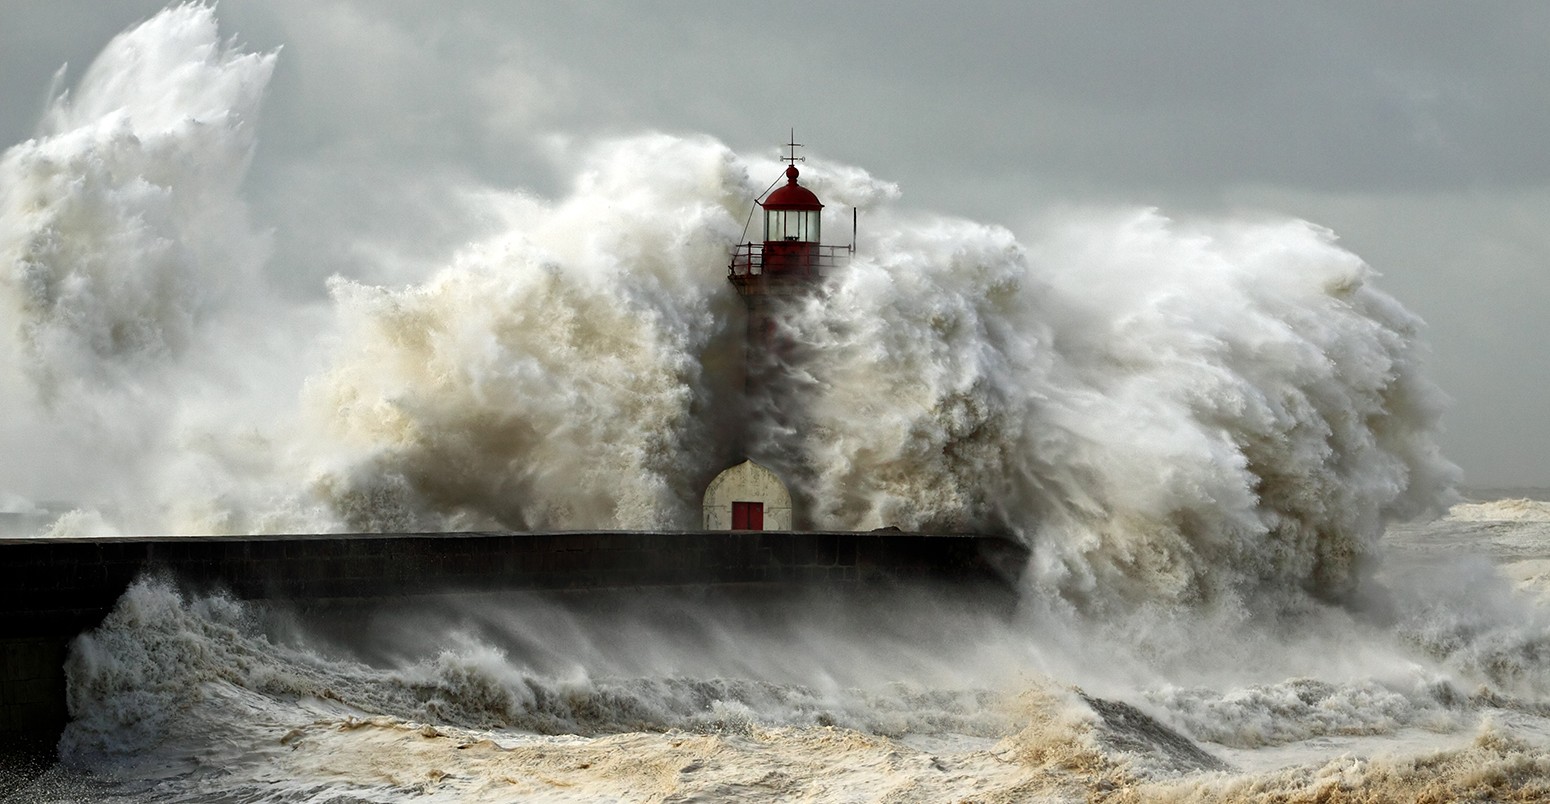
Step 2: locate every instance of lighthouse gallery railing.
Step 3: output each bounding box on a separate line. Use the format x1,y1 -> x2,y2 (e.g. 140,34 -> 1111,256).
727,243 -> 853,278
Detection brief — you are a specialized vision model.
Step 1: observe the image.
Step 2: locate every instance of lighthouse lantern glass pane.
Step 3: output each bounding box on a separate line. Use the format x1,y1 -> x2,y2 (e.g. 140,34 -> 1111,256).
764,208 -> 820,242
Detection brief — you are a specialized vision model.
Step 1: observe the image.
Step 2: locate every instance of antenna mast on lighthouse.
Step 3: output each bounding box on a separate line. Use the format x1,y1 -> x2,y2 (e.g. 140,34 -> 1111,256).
782,128 -> 804,168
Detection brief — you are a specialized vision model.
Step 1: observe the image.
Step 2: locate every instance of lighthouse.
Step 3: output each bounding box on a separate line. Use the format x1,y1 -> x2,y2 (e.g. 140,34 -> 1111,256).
705,134 -> 853,531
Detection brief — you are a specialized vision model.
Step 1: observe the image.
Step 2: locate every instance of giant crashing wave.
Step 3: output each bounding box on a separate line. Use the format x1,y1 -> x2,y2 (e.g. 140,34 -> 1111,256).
0,5 -> 1457,616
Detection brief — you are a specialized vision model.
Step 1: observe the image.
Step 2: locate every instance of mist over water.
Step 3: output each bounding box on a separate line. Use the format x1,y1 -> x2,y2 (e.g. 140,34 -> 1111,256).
7,6 -> 1549,802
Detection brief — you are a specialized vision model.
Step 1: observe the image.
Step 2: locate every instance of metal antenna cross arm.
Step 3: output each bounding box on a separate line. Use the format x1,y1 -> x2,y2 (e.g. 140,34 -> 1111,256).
782,128 -> 805,166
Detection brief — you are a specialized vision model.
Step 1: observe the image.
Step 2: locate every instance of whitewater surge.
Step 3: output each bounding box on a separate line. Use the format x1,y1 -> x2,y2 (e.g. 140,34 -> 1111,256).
1451,497 -> 1550,522
0,4 -> 303,536
1,5 -> 271,386
18,521 -> 1550,804
40,577 -> 1042,801
303,135 -> 754,531
0,5 -> 1457,613
787,206 -> 1458,613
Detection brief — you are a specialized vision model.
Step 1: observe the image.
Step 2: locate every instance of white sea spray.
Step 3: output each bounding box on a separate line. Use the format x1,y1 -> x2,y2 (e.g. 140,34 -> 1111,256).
0,6 -> 1460,621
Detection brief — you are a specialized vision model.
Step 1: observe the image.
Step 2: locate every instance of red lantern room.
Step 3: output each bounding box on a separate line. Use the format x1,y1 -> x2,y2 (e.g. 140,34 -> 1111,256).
759,165 -> 823,275
729,133 -> 852,300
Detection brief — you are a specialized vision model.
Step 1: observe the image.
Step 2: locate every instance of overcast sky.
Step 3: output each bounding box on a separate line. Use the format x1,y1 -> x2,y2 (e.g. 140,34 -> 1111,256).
2,1 -> 1546,488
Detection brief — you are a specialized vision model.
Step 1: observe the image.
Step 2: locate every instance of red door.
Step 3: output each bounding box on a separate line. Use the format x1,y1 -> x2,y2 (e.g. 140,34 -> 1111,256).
731,501 -> 764,530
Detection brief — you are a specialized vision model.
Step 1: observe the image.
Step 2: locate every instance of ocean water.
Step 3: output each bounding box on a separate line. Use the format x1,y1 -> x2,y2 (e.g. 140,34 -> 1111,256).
3,6 -> 1545,801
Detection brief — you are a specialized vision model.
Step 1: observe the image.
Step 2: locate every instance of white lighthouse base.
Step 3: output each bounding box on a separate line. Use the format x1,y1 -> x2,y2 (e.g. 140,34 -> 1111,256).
702,460 -> 793,531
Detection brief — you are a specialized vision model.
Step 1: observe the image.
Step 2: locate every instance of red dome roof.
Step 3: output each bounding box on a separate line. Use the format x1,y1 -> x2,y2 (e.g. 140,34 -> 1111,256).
762,166 -> 823,210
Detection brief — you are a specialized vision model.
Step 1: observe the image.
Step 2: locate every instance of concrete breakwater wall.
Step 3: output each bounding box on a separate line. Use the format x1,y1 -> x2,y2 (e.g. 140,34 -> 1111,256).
0,530 -> 1028,760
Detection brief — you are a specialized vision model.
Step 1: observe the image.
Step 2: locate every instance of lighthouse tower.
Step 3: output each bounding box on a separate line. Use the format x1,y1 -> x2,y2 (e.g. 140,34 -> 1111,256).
705,135 -> 852,531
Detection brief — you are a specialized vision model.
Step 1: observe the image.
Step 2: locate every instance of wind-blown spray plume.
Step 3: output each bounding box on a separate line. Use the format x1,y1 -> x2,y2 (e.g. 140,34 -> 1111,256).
789,208 -> 1457,611
0,4 -> 272,393
0,5 -> 279,535
0,5 -> 1458,618
306,135 -> 751,530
